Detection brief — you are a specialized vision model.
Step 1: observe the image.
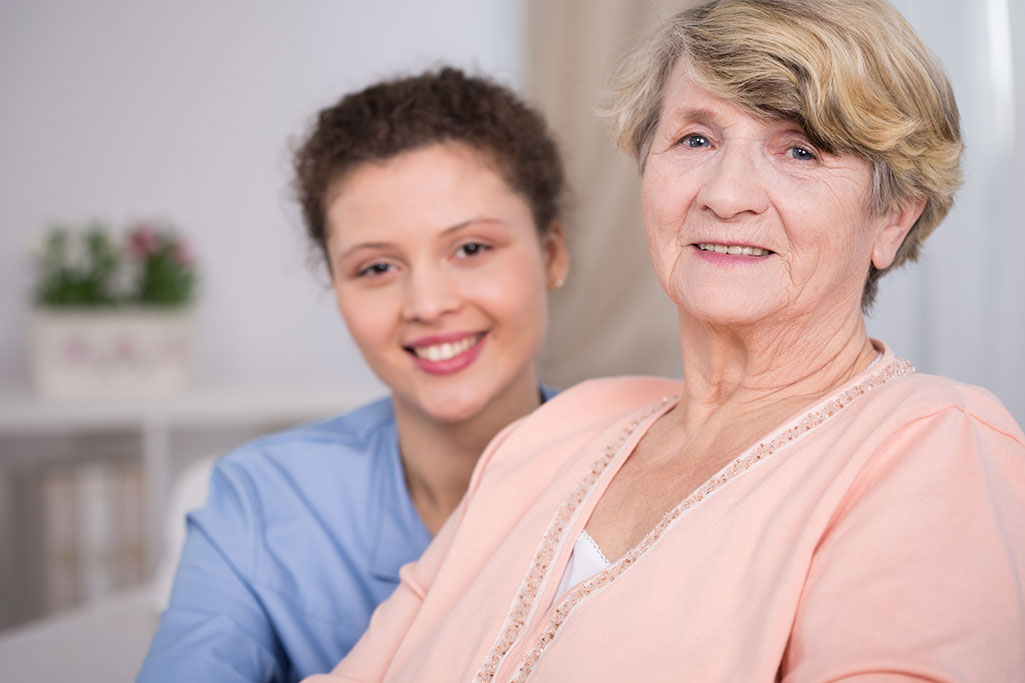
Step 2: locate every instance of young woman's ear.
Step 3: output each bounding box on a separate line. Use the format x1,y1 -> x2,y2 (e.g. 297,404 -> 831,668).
542,222 -> 570,290
871,197 -> 926,270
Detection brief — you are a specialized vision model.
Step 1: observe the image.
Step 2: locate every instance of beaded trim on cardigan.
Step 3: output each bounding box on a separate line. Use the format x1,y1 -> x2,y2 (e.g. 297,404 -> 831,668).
474,357 -> 915,683
471,398 -> 670,682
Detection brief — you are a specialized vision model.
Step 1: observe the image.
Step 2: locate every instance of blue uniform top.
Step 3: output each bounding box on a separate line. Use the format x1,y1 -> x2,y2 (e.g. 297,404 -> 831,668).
138,387 -> 555,682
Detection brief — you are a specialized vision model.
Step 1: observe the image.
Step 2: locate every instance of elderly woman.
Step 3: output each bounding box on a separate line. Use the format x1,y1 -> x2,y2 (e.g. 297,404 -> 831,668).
307,1 -> 1025,681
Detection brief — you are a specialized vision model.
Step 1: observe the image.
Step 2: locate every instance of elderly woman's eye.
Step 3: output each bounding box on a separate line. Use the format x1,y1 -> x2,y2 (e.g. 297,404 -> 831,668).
788,146 -> 817,161
680,134 -> 710,148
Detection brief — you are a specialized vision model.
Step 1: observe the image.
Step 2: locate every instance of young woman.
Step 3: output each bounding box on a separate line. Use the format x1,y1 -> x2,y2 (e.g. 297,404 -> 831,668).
137,67 -> 569,683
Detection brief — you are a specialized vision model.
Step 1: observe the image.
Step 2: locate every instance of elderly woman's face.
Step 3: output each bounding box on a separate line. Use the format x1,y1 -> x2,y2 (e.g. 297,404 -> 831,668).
641,61 -> 913,328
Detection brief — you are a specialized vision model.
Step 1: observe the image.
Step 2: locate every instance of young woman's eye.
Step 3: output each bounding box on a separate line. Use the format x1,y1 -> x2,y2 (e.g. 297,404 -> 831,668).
787,145 -> 817,161
356,262 -> 393,278
679,134 -> 710,148
456,242 -> 491,258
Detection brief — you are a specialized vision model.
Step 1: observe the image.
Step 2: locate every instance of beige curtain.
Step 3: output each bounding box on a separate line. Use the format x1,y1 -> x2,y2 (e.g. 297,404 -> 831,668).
529,0 -> 685,387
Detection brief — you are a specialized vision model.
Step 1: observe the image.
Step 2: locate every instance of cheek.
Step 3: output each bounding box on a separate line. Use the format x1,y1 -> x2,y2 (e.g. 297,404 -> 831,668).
779,203 -> 874,294
791,174 -> 874,253
336,288 -> 395,354
642,160 -> 697,217
641,181 -> 687,284
472,252 -> 549,337
641,173 -> 670,229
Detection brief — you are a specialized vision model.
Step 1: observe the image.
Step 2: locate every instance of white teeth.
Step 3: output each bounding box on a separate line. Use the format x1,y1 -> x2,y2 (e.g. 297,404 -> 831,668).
412,334 -> 480,362
697,243 -> 770,256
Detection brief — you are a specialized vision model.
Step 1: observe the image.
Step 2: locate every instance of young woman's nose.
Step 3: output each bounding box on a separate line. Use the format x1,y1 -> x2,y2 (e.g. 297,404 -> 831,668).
400,266 -> 461,322
695,143 -> 770,220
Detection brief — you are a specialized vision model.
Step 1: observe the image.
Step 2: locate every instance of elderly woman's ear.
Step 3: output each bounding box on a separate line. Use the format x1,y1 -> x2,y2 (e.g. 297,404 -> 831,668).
871,197 -> 927,270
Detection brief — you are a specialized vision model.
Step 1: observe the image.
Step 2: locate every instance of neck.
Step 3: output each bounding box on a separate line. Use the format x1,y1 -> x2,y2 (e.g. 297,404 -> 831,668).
393,370 -> 542,535
674,303 -> 876,432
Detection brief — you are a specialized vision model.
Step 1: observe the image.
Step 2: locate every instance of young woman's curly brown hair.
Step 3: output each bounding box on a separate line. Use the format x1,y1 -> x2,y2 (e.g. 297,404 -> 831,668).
293,67 -> 567,270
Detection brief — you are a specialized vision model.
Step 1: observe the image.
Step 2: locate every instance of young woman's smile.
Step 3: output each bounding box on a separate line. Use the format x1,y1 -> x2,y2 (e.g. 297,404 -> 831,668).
404,330 -> 487,375
326,143 -> 567,424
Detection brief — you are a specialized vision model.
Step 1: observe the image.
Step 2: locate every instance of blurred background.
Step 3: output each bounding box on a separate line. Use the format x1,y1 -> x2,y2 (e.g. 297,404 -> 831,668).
0,0 -> 1022,677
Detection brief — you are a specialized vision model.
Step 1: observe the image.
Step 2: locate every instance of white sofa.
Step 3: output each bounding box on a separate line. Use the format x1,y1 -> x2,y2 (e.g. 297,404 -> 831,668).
0,455 -> 216,682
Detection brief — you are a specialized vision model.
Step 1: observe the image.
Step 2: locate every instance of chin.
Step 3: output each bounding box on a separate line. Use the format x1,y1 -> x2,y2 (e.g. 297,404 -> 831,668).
418,392 -> 491,425
687,305 -> 785,331
672,282 -> 785,327
676,296 -> 756,324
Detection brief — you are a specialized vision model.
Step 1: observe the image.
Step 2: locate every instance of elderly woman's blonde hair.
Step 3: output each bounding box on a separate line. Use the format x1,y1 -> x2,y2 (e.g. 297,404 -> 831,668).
608,0 -> 963,308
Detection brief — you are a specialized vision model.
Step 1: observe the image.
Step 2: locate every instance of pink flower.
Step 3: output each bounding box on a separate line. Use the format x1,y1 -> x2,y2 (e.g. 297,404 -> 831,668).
128,225 -> 160,257
172,239 -> 193,265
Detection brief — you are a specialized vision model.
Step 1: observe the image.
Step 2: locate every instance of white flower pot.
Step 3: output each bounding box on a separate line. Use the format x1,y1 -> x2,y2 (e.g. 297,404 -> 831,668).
28,308 -> 196,399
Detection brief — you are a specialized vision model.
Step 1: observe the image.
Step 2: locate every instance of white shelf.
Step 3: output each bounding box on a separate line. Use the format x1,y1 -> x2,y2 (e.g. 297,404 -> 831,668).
0,383 -> 377,435
0,382 -> 381,595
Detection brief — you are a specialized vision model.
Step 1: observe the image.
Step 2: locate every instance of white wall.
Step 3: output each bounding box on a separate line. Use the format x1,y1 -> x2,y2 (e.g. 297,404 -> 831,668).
0,0 -> 525,397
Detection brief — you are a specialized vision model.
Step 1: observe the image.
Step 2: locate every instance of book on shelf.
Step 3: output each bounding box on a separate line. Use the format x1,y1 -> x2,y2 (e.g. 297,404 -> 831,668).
41,459 -> 145,615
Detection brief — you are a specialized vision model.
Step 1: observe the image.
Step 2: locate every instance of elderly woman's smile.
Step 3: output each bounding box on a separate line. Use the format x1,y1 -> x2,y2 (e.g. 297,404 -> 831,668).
642,61 -> 918,329
694,243 -> 772,257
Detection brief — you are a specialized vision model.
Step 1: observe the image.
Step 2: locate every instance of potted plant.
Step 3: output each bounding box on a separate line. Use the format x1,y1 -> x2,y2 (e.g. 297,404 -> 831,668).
29,221 -> 199,399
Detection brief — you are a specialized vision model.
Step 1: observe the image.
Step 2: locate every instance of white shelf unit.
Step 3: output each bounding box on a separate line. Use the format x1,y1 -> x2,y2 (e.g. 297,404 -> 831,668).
0,383 -> 372,630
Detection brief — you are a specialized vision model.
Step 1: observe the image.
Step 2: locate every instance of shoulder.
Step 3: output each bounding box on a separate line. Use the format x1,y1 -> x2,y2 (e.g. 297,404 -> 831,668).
188,396 -> 406,562
531,375 -> 681,426
472,376 -> 681,476
509,376 -> 679,443
218,396 -> 397,473
242,395 -> 396,454
827,366 -> 1025,521
867,370 -> 1024,446
204,396 -> 399,514
788,367 -> 1025,680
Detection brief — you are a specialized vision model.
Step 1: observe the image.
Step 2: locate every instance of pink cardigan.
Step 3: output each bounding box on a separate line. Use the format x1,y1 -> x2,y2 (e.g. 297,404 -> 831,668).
309,346 -> 1025,681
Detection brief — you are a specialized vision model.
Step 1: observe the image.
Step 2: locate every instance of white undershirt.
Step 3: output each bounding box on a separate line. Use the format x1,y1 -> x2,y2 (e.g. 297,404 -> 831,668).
553,529 -> 610,603
551,351 -> 883,605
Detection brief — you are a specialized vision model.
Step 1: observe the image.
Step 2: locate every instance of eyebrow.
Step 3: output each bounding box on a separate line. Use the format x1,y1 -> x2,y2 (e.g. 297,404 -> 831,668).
666,107 -> 811,140
667,108 -> 718,129
441,217 -> 506,235
335,217 -> 508,262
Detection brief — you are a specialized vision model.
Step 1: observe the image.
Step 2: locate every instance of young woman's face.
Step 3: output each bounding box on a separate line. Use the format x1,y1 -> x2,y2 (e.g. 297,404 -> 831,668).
325,143 -> 567,424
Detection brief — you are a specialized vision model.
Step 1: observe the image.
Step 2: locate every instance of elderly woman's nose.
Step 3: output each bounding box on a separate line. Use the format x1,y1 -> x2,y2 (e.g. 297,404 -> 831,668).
400,266 -> 461,322
695,145 -> 770,220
